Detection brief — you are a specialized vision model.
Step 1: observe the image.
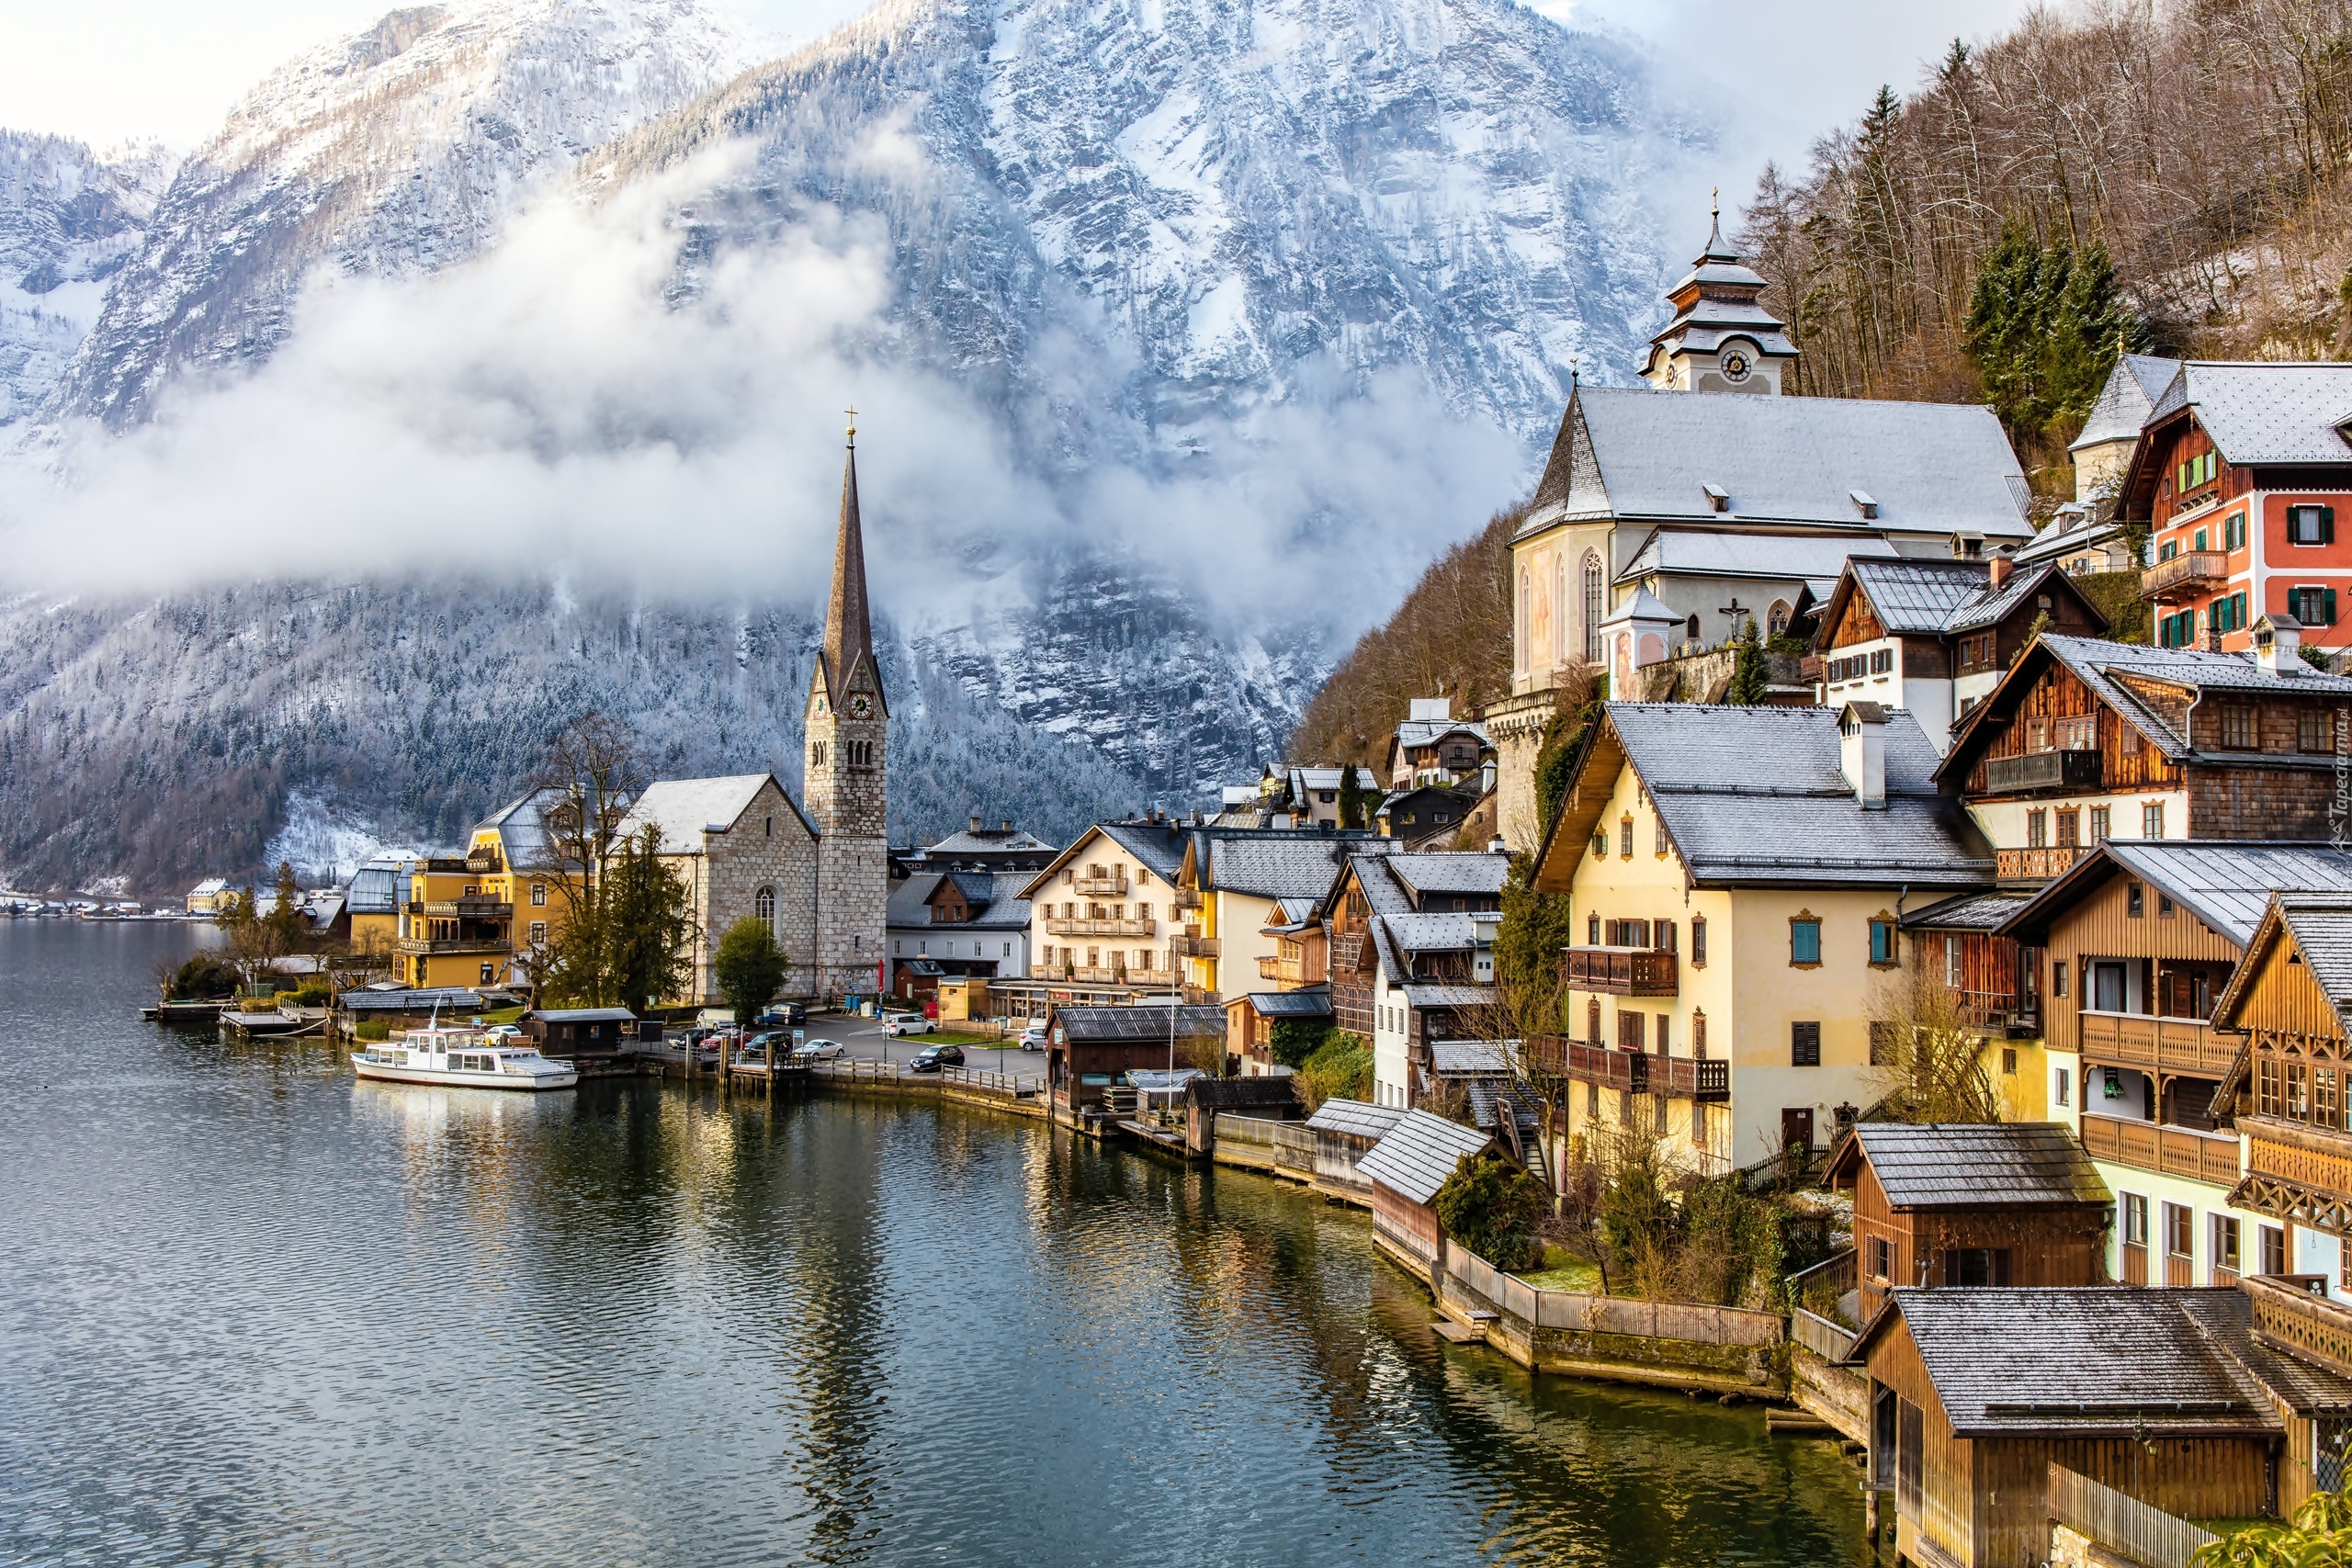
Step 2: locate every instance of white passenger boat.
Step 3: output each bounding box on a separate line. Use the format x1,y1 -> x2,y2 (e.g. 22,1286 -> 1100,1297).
352,1025 -> 578,1090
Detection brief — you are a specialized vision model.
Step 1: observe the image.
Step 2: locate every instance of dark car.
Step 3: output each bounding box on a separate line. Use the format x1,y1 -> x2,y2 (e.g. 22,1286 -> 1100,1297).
738,1032 -> 785,1062
905,1044 -> 966,1074
758,1003 -> 808,1027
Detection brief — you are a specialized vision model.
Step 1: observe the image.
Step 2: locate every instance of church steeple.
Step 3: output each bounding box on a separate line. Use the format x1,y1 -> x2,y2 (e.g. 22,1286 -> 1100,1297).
820,415 -> 876,709
1640,196 -> 1797,394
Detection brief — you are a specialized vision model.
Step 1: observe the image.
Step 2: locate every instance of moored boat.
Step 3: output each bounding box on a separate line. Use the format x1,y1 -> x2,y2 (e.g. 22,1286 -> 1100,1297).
353,1025 -> 577,1090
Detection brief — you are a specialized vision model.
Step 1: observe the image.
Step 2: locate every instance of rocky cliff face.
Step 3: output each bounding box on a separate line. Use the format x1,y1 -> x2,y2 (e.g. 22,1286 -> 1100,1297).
0,0 -> 1701,889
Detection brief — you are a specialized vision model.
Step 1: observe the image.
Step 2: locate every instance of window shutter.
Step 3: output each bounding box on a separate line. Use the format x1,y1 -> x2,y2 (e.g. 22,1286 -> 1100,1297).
2328,588 -> 2340,626
2324,506 -> 2338,546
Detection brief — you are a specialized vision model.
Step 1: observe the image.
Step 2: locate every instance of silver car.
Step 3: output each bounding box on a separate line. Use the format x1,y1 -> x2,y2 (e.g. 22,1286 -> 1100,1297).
790,1038 -> 845,1063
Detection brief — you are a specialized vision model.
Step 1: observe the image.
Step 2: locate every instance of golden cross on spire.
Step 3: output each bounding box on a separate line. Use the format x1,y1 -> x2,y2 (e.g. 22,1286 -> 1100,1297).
1711,186 -> 1719,217
845,405 -> 857,445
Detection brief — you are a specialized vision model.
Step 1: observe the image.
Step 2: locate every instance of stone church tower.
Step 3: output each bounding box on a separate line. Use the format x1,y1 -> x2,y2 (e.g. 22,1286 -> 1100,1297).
802,423 -> 889,997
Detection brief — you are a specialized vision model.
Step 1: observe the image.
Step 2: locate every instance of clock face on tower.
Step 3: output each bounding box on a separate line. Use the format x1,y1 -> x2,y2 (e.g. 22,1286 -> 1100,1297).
848,694 -> 875,719
1719,345 -> 1753,383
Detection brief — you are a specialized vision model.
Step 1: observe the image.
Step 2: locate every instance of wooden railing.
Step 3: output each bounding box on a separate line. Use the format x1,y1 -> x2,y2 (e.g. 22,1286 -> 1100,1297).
2079,1111 -> 2240,1185
1045,917 -> 1155,936
1173,887 -> 1202,909
394,935 -> 509,955
2046,1465 -> 2215,1568
1985,750 -> 2102,795
1172,933 -> 1220,957
1996,844 -> 2087,880
1071,875 -> 1128,896
1560,946 -> 1679,997
1525,1037 -> 1729,1101
2244,1272 -> 2352,1379
1792,1308 -> 1858,1364
2140,549 -> 2231,602
2078,1010 -> 2238,1076
2245,1116 -> 2352,1202
1216,1113 -> 1313,1174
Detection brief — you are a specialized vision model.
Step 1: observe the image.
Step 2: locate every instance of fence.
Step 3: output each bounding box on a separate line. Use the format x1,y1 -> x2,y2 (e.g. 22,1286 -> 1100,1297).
1792,1309 -> 1858,1363
807,1059 -> 1042,1097
2047,1464 -> 2216,1568
1216,1114 -> 1314,1175
1441,1239 -> 1784,1348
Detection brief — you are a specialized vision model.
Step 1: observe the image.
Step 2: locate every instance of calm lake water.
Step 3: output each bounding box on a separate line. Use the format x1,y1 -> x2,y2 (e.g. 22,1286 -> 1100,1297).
0,921 -> 1869,1566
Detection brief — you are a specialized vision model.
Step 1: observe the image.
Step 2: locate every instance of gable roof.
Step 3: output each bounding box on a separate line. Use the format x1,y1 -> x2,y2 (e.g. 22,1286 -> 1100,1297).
2149,361 -> 2352,466
1826,1122 -> 2109,1209
1999,840 -> 2352,948
345,856 -> 413,915
1386,852 -> 1510,900
1192,830 -> 1385,902
1355,1110 -> 1495,1206
1622,528 -> 1900,596
1052,1004 -> 1227,1043
1393,717 -> 1493,752
1385,912 -> 1481,953
620,775 -> 808,854
2214,891 -> 2352,1036
1819,558 -> 2106,647
1014,818 -> 1188,900
1238,987 -> 1332,1019
1304,1098 -> 1407,1141
919,824 -> 1057,856
1534,704 -> 1994,894
1430,1039 -> 1512,1077
475,786 -> 569,868
2069,354 -> 2181,455
1942,634 -> 2352,784
1860,1287 -> 2352,1436
1901,887 -> 2036,933
1524,386 -> 2031,540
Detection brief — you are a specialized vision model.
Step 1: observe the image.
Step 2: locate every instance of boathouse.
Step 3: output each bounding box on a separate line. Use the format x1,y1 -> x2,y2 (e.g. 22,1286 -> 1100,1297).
1356,1110 -> 1496,1277
1183,1075 -> 1299,1155
525,1008 -> 640,1053
1855,1286 -> 2352,1567
1302,1098 -> 1406,1201
1823,1122 -> 2112,1326
1046,1004 -> 1227,1121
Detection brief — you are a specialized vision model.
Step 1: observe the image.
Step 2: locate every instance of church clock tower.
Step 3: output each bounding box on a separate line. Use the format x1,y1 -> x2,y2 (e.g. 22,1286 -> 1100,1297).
1640,196 -> 1798,394
803,417 -> 888,997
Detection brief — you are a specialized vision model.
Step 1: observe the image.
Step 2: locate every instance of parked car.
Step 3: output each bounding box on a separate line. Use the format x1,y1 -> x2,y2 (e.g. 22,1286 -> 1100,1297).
1017,1027 -> 1047,1053
789,1038 -> 844,1063
738,1032 -> 785,1062
883,1013 -> 934,1037
905,1044 -> 966,1074
481,1023 -> 524,1043
757,1003 -> 807,1026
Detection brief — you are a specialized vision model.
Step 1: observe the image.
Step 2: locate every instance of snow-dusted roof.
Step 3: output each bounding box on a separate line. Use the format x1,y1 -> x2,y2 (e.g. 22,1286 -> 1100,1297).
620,775 -> 806,854
1619,528 -> 1898,588
1531,387 -> 2031,539
1598,585 -> 1680,627
2148,362 -> 2352,466
2069,354 -> 2180,454
1355,1110 -> 1494,1206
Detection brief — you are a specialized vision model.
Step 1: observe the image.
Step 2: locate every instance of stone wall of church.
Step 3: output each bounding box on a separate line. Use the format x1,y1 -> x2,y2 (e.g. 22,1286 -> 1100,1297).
1487,690 -> 1558,853
813,835 -> 888,998
702,827 -> 822,1005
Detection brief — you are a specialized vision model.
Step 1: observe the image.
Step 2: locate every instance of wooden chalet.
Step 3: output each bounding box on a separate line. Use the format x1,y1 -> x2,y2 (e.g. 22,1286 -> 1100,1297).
2002,844 -> 2352,1286
524,1007 -> 640,1053
2211,891 -> 2352,1378
1823,1123 -> 2109,1330
1354,1109 -> 1496,1279
1855,1287 -> 2352,1567
1045,1004 -> 1227,1122
1936,631 -> 2352,886
1812,554 -> 2106,751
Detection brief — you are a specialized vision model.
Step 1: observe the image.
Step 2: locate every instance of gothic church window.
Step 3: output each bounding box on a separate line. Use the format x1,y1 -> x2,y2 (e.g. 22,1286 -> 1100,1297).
756,886 -> 775,931
1582,553 -> 1604,663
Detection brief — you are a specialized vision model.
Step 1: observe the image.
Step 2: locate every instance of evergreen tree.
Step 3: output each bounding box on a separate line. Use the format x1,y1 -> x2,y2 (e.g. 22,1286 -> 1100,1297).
1727,618 -> 1770,705
1338,763 -> 1364,829
713,917 -> 787,1027
264,860 -> 308,953
605,823 -> 696,1011
1964,225 -> 2134,449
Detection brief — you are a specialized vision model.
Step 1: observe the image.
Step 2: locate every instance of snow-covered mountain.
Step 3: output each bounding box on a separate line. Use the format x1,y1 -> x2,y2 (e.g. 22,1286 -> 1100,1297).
59,0 -> 757,427
0,133 -> 177,426
0,0 -> 1702,889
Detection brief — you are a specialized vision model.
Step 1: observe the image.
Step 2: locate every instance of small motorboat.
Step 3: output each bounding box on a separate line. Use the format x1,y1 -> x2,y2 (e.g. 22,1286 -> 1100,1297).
352,1024 -> 577,1090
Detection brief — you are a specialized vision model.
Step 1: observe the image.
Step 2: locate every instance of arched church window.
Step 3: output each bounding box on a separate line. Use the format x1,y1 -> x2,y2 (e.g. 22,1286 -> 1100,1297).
1554,553 -> 1568,664
755,886 -> 775,931
1581,553 -> 1605,663
1516,566 -> 1531,673
1768,601 -> 1792,638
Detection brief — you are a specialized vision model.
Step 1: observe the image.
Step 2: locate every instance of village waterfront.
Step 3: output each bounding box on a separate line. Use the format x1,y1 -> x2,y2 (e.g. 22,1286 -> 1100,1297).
0,921 -> 1870,1566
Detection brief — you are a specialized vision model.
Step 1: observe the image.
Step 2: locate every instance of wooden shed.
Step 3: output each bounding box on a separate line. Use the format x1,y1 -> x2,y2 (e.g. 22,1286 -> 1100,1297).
1303,1098 -> 1407,1201
1184,1075 -> 1299,1154
525,1007 -> 639,1052
1046,1004 -> 1227,1122
1824,1122 -> 2112,1325
1855,1286 -> 2352,1568
1355,1110 -> 1495,1277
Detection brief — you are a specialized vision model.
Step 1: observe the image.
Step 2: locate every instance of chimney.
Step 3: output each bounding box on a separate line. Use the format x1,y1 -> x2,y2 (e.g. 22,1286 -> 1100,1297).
1987,547 -> 2014,592
1487,837 -> 1506,853
2256,612 -> 2305,674
2204,612 -> 2222,654
1838,703 -> 1887,810
1408,696 -> 1452,722
969,815 -> 983,833
1001,818 -> 1012,832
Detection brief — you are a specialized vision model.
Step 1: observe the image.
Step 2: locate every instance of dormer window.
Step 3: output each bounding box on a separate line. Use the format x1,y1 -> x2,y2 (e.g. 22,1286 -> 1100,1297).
1849,489 -> 1878,520
1702,483 -> 1729,513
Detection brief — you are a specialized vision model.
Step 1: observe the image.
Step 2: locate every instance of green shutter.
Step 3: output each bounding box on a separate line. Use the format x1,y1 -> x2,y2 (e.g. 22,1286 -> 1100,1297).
2327,589 -> 2339,626
2324,506 -> 2337,546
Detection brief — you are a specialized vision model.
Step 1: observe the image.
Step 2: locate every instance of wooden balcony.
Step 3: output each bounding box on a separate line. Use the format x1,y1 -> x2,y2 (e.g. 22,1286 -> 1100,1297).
2077,1010 -> 2239,1076
1996,845 -> 2087,882
1258,955 -> 1312,984
422,897 -> 513,918
1984,750 -> 2102,795
1066,967 -> 1127,984
1071,875 -> 1128,897
2245,1272 -> 2352,1380
1173,887 -> 1202,909
1171,933 -> 1220,957
1044,917 -> 1155,937
2239,1116 -> 2352,1226
2079,1111 -> 2240,1186
2141,549 -> 2231,602
1526,1037 -> 1728,1101
395,935 -> 510,956
1560,946 -> 1678,997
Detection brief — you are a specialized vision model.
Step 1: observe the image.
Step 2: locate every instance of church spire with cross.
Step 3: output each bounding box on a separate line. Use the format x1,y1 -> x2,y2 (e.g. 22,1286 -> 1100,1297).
1640,193 -> 1797,394
819,408 -> 877,710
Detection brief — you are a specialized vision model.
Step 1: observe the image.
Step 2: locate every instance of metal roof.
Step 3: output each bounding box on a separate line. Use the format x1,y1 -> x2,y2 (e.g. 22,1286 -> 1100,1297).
1384,912 -> 1480,953
1239,988 -> 1332,1018
340,988 -> 488,1012
1053,1004 -> 1227,1042
1843,558 -> 1989,633
1874,1288 -> 2352,1436
1393,718 -> 1493,751
2279,893 -> 2352,1009
1430,1039 -> 1511,1076
1611,704 -> 1994,889
1355,1111 -> 1495,1207
531,1007 -> 639,1022
1620,528 -> 1899,589
1403,983 -> 1502,1010
2148,361 -> 2352,466
1901,888 -> 2037,932
1385,852 -> 1510,899
2101,842 -> 2352,946
1842,1122 -> 2109,1209
1199,833 -> 1374,901
920,825 -> 1057,855
344,857 -> 413,915
1304,1098 -> 1406,1141
1530,387 -> 2031,538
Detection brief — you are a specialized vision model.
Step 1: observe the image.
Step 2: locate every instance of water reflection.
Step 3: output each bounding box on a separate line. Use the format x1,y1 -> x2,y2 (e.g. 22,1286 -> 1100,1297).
0,923 -> 1867,1566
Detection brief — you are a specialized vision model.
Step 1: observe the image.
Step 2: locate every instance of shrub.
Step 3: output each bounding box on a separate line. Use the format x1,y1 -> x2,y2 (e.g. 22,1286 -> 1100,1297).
292,981 -> 332,1007
167,954 -> 240,999
353,1019 -> 391,1042
1433,1151 -> 1550,1269
1295,1032 -> 1372,1110
1269,1018 -> 1334,1070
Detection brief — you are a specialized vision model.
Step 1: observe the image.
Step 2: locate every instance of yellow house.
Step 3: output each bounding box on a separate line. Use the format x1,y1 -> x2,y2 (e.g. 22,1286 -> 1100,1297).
1174,828 -> 1385,1004
394,789 -> 582,990
1532,701 -> 1997,1176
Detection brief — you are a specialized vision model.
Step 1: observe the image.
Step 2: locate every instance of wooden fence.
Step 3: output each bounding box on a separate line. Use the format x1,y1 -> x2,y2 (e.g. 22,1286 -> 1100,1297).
1216,1114 -> 1313,1175
1442,1240 -> 1783,1348
2046,1464 -> 2216,1568
808,1059 -> 1043,1097
1792,1308 -> 1858,1363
